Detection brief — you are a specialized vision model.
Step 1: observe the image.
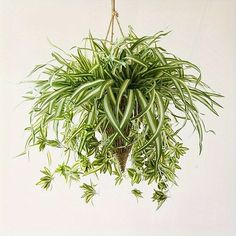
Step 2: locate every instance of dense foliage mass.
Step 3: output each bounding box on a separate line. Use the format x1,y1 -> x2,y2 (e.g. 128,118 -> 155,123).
22,29 -> 222,208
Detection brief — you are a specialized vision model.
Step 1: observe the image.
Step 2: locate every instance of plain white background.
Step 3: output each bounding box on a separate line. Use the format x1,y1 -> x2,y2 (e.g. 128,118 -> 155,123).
0,0 -> 235,235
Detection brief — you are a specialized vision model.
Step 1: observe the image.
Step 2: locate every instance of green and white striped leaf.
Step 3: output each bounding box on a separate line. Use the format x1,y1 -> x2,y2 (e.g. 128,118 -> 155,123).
116,79 -> 130,118
135,89 -> 162,164
103,94 -> 129,142
70,80 -> 104,101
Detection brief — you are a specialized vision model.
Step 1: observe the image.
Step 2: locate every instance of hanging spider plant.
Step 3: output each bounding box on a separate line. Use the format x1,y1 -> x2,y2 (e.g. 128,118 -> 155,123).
22,27 -> 222,208
22,0 -> 223,207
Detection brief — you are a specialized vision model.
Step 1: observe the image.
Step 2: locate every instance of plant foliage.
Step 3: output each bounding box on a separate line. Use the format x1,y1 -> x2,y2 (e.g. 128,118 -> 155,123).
22,28 -> 222,208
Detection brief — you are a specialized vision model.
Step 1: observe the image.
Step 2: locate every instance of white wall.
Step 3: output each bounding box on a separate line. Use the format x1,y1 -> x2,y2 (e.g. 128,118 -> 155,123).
0,0 -> 235,235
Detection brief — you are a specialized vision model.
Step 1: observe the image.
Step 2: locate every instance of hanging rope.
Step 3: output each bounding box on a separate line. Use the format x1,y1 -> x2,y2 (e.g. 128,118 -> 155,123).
105,0 -> 124,43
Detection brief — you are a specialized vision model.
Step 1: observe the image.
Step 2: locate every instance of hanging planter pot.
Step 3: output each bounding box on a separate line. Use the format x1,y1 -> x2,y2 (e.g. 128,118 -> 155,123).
21,1 -> 222,209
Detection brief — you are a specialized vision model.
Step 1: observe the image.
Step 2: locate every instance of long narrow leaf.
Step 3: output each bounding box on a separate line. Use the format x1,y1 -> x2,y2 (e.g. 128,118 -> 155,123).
103,94 -> 129,142
137,90 -> 165,152
70,80 -> 104,101
116,79 -> 130,118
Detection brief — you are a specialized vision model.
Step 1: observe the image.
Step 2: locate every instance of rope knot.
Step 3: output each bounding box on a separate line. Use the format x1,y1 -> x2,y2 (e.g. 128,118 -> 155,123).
112,10 -> 119,17
105,0 -> 124,43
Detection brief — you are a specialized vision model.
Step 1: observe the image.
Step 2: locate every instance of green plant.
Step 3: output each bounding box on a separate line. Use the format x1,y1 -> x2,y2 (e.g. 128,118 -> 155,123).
22,28 -> 222,209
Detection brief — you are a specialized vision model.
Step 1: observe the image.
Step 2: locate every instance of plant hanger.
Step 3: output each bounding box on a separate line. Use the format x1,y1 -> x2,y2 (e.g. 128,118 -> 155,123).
105,0 -> 124,43
21,0 -> 223,209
